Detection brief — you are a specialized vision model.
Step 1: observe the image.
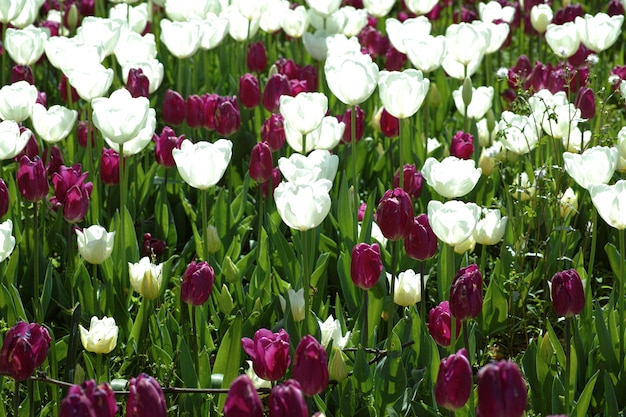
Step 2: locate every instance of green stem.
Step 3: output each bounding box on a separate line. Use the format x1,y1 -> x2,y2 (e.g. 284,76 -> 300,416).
564,316 -> 571,416
202,189 -> 209,261
419,260 -> 426,322
398,118 -> 406,190
388,241 -> 399,341
619,229 -> 625,358
351,121 -> 359,242
302,229 -> 311,336
361,289 -> 369,347
119,144 -> 127,287
86,102 -> 93,180
462,320 -> 474,417
28,379 -> 34,417
33,202 -> 40,318
588,204 -> 597,280
93,263 -> 99,316
192,304 -> 199,379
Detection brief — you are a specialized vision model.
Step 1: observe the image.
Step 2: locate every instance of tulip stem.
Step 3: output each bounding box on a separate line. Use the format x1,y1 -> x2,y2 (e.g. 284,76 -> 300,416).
202,189 -> 209,262
588,204 -> 597,281
462,320 -> 475,417
191,304 -> 199,377
362,289 -> 369,347
93,263 -> 100,316
564,316 -> 571,416
33,202 -> 41,319
302,229 -> 311,336
119,143 -> 127,288
13,381 -> 19,417
86,102 -> 93,183
619,229 -> 625,357
419,261 -> 426,323
398,118 -> 406,190
388,241 -> 399,341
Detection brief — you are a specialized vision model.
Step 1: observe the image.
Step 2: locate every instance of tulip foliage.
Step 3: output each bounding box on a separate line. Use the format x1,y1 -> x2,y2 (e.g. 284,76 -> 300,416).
1,1 -> 626,417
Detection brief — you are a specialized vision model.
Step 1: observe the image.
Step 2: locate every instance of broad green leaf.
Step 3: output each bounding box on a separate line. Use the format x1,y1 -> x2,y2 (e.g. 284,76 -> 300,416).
604,371 -> 619,417
214,315 -> 242,410
374,333 -> 407,410
572,370 -> 599,417
179,337 -> 199,388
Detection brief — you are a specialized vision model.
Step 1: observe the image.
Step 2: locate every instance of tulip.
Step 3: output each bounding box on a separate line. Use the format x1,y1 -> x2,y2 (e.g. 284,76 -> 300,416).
292,335 -> 329,396
239,74 -> 261,109
280,92 -> 328,137
280,6 -> 309,38
127,374 -> 167,417
247,41 -> 267,73
101,105 -> 156,157
0,80 -> 37,122
52,164 -> 93,224
60,380 -> 118,417
153,127 -> 184,168
287,115 -> 344,154
428,301 -> 461,347
390,269 -> 427,306
393,164 -> 423,199
386,17 -> 432,55
545,22 -> 580,58
224,375 -> 264,417
0,0 -> 26,23
588,180 -> 626,229
262,73 -> 292,113
31,104 -> 78,144
241,328 -> 291,381
473,208 -> 508,245
202,93 -> 219,130
261,114 -> 286,151
404,35 -> 447,73
249,142 -> 273,183
11,65 -> 33,85
405,214 -> 438,261
0,180 -> 8,219
198,14 -> 229,50
260,168 -> 281,198
497,112 -> 540,155
5,26 -> 47,66
559,188 -> 578,218
140,233 -> 167,260
563,146 -> 618,190
269,380 -> 308,417
574,87 -> 595,120
185,94 -> 205,129
380,108 -> 400,137
376,188 -> 414,241
278,150 -> 339,185
128,257 -> 163,299
76,16 -> 122,57
453,85 -> 494,120
384,47 -> 406,71
78,316 -> 119,354
449,264 -> 483,320
76,225 -> 115,265
100,148 -> 120,185
378,69 -> 429,119
428,200 -> 481,247
318,315 -> 351,349
340,105 -> 365,144
181,261 -> 215,306
351,242 -> 383,290
422,157 -> 482,199
325,50 -> 379,106
434,349 -> 472,410
121,60 -> 164,95
512,172 -> 536,202
126,68 -> 150,98
214,96 -> 241,137
0,321 -> 51,381
92,88 -> 151,145
160,19 -> 200,59
274,180 -> 332,231
445,22 -> 490,67
576,13 -> 623,53
17,155 -> 48,202
550,269 -> 584,317
162,89 -> 185,126
450,131 -> 474,160
405,0 -> 439,15
0,120 -> 31,161
530,4 -> 553,33
65,63 -> 115,102
279,288 -> 305,322
109,3 -> 148,33
172,139 -> 233,190
476,360 -> 527,417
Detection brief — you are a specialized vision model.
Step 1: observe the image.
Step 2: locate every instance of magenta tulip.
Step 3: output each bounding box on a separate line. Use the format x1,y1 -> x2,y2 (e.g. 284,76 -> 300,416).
261,114 -> 286,152
393,164 -> 424,199
550,269 -> 584,317
126,374 -> 167,417
434,349 -> 473,410
153,126 -> 184,168
60,380 -> 118,417
239,73 -> 261,109
269,380 -> 308,417
376,188 -> 414,240
246,41 -> 267,73
100,148 -> 120,185
292,335 -> 329,396
249,142 -> 273,183
241,328 -> 291,381
351,243 -> 383,290
476,360 -> 527,417
405,214 -> 438,261
450,131 -> 474,160
180,261 -> 215,306
0,322 -> 51,381
224,375 -> 263,417
126,68 -> 149,98
162,89 -> 185,126
17,156 -> 48,202
428,301 -> 461,347
449,264 -> 483,321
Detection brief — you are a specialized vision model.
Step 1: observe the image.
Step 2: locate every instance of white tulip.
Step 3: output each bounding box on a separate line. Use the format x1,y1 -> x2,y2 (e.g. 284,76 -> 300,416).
427,200 -> 481,247
453,85 -> 494,120
0,81 -> 37,122
575,13 -> 623,53
378,69 -> 430,119
422,156 -> 482,199
274,180 -> 332,231
5,26 -> 47,65
563,146 -> 618,190
278,150 -> 339,185
76,225 -> 115,265
473,208 -> 507,245
172,139 -> 233,190
79,316 -> 119,354
128,257 -> 163,299
92,88 -> 151,144
0,220 -> 16,263
31,104 -> 78,144
588,180 -> 626,229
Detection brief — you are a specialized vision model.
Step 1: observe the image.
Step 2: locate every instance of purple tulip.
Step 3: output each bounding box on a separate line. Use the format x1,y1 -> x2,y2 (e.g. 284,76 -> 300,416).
550,269 -> 585,317
249,142 -> 273,183
261,114 -> 286,152
60,380 -> 118,417
239,73 -> 261,109
340,105 -> 365,144
224,375 -> 263,417
100,148 -> 120,185
351,242 -> 383,290
214,96 -> 241,137
12,65 -> 34,85
0,322 -> 51,381
380,108 -> 399,138
0,179 -> 9,218
450,131 -> 475,160
393,164 -> 424,199
162,89 -> 185,126
449,264 -> 483,321
186,94 -> 205,129
428,301 -> 461,347
246,41 -> 267,73
434,349 -> 473,410
476,360 -> 527,417
180,261 -> 215,306
269,380 -> 308,417
17,156 -> 48,202
376,188 -> 414,241
241,328 -> 291,381
153,126 -> 184,168
292,335 -> 329,396
126,374 -> 167,417
263,74 -> 292,113
126,68 -> 150,98
404,214 -> 438,261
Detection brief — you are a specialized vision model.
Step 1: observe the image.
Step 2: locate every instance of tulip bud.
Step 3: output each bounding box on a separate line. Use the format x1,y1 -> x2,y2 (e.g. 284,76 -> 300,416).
186,94 -> 205,129
100,148 -> 120,185
428,83 -> 441,108
64,3 -> 81,30
376,188 -> 414,241
206,225 -> 221,253
292,335 -> 329,396
162,89 -> 185,126
181,261 -> 215,306
385,46 -> 406,71
127,374 -> 167,417
298,65 -> 319,92
76,225 -> 115,265
449,264 -> 483,320
574,87 -> 595,120
224,375 -> 264,417
559,187 -> 578,218
246,41 -> 267,73
428,301 -> 461,347
249,142 -> 273,183
351,243 -> 383,290
128,257 -> 163,300
608,0 -> 625,16
462,77 -> 473,109
223,256 -> 239,283
202,93 -> 219,130
17,156 -> 48,202
153,126 -> 184,168
0,179 -> 9,218
393,164 -> 424,199
214,96 -> 241,137
263,74 -> 292,113
59,74 -> 80,104
12,65 -> 34,85
219,284 -> 234,315
63,183 -> 91,223
328,347 -> 349,382
279,288 -> 305,322
126,68 -> 150,99
269,380 -> 308,417
60,380 -> 118,417
261,114 -> 286,152
15,129 -> 39,162
241,328 -> 291,381
239,74 -> 261,109
434,349 -> 472,410
341,105 -> 366,144
275,58 -> 300,80
476,360 -> 527,417
0,322 -> 51,381
380,108 -> 399,138
550,269 -> 584,317
260,167 -> 281,198
450,131 -> 474,160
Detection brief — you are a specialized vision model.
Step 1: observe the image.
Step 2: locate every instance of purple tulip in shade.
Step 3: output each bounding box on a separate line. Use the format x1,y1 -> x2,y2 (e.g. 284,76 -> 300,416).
550,269 -> 585,317
241,328 -> 291,381
77,121 -> 95,148
380,108 -> 399,138
249,142 -> 273,183
60,380 -> 118,417
449,264 -> 484,321
376,188 -> 414,241
224,375 -> 263,417
263,74 -> 292,113
476,360 -> 527,417
405,214 -> 438,261
269,379 -> 308,417
246,41 -> 267,73
162,89 -> 185,126
434,349 -> 473,410
261,114 -> 286,152
126,68 -> 150,98
52,164 -> 93,224
0,179 -> 9,218
214,96 -> 241,137
126,374 -> 167,417
59,74 -> 80,104
450,131 -> 475,160
351,243 -> 383,290
100,148 -> 120,185
574,87 -> 595,120
0,322 -> 51,381
202,93 -> 219,130
185,94 -> 205,129
292,335 -> 329,396
12,65 -> 34,85
393,164 -> 424,199
17,155 -> 48,202
153,126 -> 184,168
181,261 -> 215,306
239,73 -> 261,109
340,105 -> 365,144
428,301 -> 461,347
259,167 -> 281,198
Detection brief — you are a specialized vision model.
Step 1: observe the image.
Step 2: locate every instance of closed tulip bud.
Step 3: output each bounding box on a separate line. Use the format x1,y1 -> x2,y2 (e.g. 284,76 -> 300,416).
60,380 -> 118,417
393,164 -> 424,199
52,164 -> 93,223
153,126 -> 184,168
269,380 -> 308,417
140,233 -> 167,261
206,225 -> 221,253
218,284 -> 234,314
351,242 -> 383,290
77,121 -> 96,148
462,77 -> 473,109
127,374 -> 167,417
181,261 -> 215,306
292,335 -> 329,396
380,108 -> 399,138
214,96 -> 241,137
239,74 -> 261,109
100,148 -> 120,185
223,256 -> 240,283
12,65 -> 33,85
476,360 -> 527,417
224,375 -> 264,417
559,187 -> 578,218
276,58 -> 300,80
162,89 -> 185,126
260,167 -> 281,198
0,179 -> 8,218
241,328 -> 291,381
63,183 -> 91,223
574,87 -> 595,120
249,142 -> 273,183
450,131 -> 474,160
405,214 -> 438,261
449,264 -> 483,320
79,316 -> 119,354
298,65 -> 319,92
435,349 -> 472,410
428,301 -> 461,347
0,322 -> 51,381
247,41 -> 267,73
261,114 -> 286,152
126,68 -> 150,99
186,94 -> 205,129
17,155 -> 48,202
385,46 -> 407,71
263,74 -> 292,113
608,0 -> 625,16
44,146 -> 64,180
341,105 -> 365,144
289,79 -> 308,96
376,188 -> 414,241
550,269 -> 584,317
59,74 -> 80,104
328,347 -> 349,382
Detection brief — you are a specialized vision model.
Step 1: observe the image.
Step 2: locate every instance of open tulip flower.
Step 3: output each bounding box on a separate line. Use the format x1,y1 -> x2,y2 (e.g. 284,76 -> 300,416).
172,139 -> 233,190
378,69 -> 430,119
324,49 -> 379,106
274,179 -> 332,231
76,225 -> 115,265
92,88 -> 152,145
0,80 -> 37,122
428,200 -> 481,247
563,146 -> 618,190
422,156 -> 482,199
588,180 -> 626,229
31,104 -> 78,144
79,316 -> 119,354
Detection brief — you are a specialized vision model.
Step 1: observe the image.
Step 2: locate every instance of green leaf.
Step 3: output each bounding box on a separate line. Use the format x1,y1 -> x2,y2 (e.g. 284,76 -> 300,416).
354,347 -> 372,393
179,337 -> 199,388
604,371 -> 619,417
594,302 -> 619,371
572,370 -> 599,417
214,315 -> 243,410
546,320 -> 566,370
477,276 -> 508,335
374,333 -> 407,410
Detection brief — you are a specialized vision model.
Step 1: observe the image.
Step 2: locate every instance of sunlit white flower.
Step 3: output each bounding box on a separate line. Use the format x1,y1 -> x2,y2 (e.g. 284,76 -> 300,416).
378,69 -> 430,119
31,104 -> 78,144
199,14 -> 230,50
92,88 -> 151,144
386,16 -> 431,54
160,19 -> 201,58
498,111 -> 540,155
114,32 -> 157,65
563,146 -> 618,190
404,35 -> 447,73
362,0 -> 395,18
530,4 -> 553,33
172,139 -> 233,190
77,16 -> 123,57
5,26 -> 47,65
76,225 -> 115,265
588,180 -> 626,229
274,180 -> 332,231
79,316 -> 119,354
445,22 -> 490,67
0,121 -> 31,161
422,156 -> 482,199
512,172 -> 536,201
575,13 -> 623,53
453,85 -> 494,120
109,3 -> 149,33
128,257 -> 163,299
319,315 -> 351,349
560,187 -> 578,218
428,200 -> 481,247
388,269 -> 427,306
0,220 -> 16,263
473,208 -> 507,245
66,63 -> 114,102
121,59 -> 165,94
259,0 -> 289,33
0,81 -> 37,122
104,108 -> 156,156
279,288 -> 305,322
478,1 -> 516,23
325,51 -> 379,106
405,0 -> 439,15
278,150 -> 339,185
545,22 -> 580,58
281,5 -> 308,38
